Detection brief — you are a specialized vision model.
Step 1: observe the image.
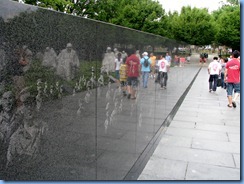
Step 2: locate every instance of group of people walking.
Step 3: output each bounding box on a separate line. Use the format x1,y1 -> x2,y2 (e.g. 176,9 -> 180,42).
207,50 -> 240,108
113,50 -> 171,100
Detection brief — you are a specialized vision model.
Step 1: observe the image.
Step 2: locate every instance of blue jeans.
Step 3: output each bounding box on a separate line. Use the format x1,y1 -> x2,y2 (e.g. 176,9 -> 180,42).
142,71 -> 149,88
226,83 -> 240,96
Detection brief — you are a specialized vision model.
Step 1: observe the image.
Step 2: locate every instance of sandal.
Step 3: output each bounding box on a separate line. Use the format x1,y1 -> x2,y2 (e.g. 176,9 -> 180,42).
227,104 -> 233,108
131,97 -> 136,100
232,101 -> 237,108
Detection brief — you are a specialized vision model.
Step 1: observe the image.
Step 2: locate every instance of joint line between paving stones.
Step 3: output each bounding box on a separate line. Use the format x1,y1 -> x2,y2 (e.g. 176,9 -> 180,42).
184,162 -> 189,180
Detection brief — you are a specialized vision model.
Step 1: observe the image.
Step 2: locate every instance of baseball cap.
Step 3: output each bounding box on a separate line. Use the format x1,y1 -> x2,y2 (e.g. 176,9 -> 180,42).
142,52 -> 148,56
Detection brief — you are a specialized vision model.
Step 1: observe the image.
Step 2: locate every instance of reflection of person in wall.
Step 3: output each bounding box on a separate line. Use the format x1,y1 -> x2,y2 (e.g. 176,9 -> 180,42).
114,53 -> 122,86
57,43 -> 80,81
19,45 -> 33,73
121,51 -> 128,61
10,46 -> 32,105
135,50 -> 141,60
126,50 -> 141,100
42,47 -> 57,70
102,47 -> 116,73
6,97 -> 47,169
114,48 -> 121,58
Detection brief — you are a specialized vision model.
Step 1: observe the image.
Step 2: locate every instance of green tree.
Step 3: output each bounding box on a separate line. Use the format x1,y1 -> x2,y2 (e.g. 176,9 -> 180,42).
161,11 -> 179,39
15,0 -> 165,34
213,5 -> 240,51
226,0 -> 240,6
91,0 -> 165,32
13,0 -> 97,15
170,6 -> 216,46
14,0 -> 74,12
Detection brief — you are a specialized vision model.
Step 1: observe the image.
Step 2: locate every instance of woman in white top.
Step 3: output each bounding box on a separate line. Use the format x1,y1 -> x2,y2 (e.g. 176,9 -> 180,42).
114,53 -> 123,85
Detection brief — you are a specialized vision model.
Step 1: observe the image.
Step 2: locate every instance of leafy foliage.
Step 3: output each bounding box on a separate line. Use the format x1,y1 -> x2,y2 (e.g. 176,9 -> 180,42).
169,6 -> 216,46
11,0 -> 241,49
213,5 -> 240,50
24,59 -> 103,100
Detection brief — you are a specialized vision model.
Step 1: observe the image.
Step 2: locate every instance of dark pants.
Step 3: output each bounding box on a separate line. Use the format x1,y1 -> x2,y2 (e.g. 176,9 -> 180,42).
155,72 -> 160,83
221,72 -> 226,88
209,74 -> 218,91
160,72 -> 168,87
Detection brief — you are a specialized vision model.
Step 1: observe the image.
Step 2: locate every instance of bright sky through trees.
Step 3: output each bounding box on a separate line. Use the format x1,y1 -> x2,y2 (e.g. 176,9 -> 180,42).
158,0 -> 227,13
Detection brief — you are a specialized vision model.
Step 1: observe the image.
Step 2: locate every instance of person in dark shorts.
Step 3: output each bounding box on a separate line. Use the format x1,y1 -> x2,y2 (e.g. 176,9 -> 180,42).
224,50 -> 240,108
125,51 -> 140,99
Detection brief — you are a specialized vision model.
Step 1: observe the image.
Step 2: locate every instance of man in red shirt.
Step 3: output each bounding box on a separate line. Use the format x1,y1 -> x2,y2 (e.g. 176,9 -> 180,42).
126,51 -> 141,99
224,50 -> 240,108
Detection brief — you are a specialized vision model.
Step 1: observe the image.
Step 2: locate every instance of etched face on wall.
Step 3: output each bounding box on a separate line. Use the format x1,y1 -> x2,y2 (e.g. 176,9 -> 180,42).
1,91 -> 14,113
23,104 -> 34,121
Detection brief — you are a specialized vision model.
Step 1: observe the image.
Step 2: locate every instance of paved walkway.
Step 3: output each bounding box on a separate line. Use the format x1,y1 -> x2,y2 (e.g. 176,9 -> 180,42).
138,62 -> 240,180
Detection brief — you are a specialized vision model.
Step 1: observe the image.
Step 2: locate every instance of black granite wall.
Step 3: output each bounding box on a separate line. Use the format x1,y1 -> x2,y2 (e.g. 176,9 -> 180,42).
0,0 -> 192,180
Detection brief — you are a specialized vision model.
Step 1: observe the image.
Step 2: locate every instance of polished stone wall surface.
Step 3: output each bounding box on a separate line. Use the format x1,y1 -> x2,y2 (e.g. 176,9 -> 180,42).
0,0 -> 193,180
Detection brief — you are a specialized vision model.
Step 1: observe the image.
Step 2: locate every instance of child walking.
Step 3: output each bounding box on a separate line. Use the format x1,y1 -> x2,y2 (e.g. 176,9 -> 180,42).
115,53 -> 123,87
119,58 -> 128,96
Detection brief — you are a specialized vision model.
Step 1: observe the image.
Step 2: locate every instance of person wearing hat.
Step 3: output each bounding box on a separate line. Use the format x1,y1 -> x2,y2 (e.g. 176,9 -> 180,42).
56,43 -> 80,81
102,47 -> 116,73
140,52 -> 151,88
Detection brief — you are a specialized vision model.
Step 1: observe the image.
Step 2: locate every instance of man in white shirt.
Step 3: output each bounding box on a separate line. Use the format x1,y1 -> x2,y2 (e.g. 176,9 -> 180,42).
208,56 -> 222,92
157,55 -> 170,89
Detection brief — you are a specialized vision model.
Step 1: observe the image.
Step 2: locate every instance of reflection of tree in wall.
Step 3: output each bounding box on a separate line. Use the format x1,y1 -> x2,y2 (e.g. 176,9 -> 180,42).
0,17 -> 5,44
3,4 -> 187,73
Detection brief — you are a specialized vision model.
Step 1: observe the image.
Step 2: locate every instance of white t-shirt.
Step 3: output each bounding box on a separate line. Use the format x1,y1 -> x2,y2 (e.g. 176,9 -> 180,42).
158,59 -> 169,72
208,60 -> 222,75
115,58 -> 122,70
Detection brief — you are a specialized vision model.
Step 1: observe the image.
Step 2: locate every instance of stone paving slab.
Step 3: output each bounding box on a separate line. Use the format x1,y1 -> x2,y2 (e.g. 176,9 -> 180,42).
191,138 -> 240,153
138,65 -> 240,180
185,162 -> 240,180
138,173 -> 171,180
195,124 -> 240,133
227,133 -> 240,143
233,154 -> 240,169
138,157 -> 187,180
153,146 -> 236,167
165,127 -> 229,141
157,134 -> 192,148
173,115 -> 209,123
174,110 -> 198,117
170,121 -> 196,129
225,121 -> 241,127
